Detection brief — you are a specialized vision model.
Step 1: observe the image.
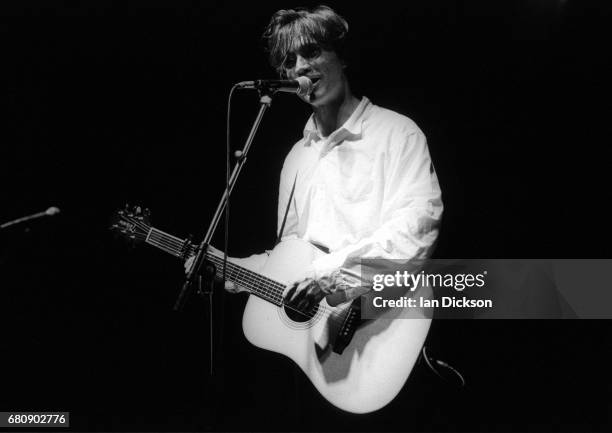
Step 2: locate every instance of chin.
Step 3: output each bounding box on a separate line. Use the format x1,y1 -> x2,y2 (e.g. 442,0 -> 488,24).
308,90 -> 332,107
310,84 -> 345,108
308,95 -> 323,107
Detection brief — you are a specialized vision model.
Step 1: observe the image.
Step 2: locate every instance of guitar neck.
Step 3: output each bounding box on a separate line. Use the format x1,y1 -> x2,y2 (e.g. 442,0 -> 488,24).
144,227 -> 285,306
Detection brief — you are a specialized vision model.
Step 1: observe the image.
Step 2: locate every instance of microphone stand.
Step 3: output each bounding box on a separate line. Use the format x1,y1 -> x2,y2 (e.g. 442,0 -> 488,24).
173,87 -> 275,374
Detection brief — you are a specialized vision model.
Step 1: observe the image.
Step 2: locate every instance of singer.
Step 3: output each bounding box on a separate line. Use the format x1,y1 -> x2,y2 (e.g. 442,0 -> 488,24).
182,4 -> 444,421
207,5 -> 443,312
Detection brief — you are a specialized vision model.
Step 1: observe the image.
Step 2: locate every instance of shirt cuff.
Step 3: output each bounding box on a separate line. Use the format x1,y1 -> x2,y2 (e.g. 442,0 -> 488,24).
311,252 -> 347,279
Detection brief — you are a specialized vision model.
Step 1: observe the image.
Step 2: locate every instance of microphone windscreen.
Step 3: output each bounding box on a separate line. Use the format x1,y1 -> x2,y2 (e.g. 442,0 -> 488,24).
45,206 -> 61,216
296,76 -> 313,97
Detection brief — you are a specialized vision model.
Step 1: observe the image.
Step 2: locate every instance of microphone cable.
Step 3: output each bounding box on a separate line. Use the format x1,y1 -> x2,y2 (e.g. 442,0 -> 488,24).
421,346 -> 466,388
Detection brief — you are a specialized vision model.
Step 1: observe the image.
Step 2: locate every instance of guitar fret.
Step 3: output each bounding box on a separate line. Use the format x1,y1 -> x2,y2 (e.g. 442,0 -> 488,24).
147,231 -> 183,257
150,229 -> 179,244
148,236 -> 180,257
209,248 -> 284,290
152,228 -> 184,244
145,228 -> 153,243
141,225 -> 286,306
208,257 -> 259,292
151,230 -> 183,248
206,255 -> 283,306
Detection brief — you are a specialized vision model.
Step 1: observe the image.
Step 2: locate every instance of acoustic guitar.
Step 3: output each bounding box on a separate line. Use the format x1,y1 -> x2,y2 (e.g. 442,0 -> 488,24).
111,206 -> 431,413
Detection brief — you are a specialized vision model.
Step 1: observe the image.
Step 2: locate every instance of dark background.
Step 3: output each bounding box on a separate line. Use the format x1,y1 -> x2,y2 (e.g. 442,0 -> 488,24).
1,0 -> 610,431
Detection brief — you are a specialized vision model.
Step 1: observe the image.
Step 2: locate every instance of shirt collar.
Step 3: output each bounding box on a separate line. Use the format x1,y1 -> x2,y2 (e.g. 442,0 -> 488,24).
303,96 -> 371,144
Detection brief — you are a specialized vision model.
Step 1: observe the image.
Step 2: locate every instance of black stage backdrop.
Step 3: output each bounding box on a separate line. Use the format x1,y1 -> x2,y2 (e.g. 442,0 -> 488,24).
1,1 -> 610,431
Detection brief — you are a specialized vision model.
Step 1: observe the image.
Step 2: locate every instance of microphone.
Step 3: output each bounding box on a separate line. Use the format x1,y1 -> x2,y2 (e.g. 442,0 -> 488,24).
45,206 -> 60,216
0,206 -> 61,230
237,76 -> 313,97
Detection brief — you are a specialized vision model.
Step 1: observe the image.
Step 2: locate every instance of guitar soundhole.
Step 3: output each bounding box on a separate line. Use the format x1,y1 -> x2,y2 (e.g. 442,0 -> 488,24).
283,303 -> 319,323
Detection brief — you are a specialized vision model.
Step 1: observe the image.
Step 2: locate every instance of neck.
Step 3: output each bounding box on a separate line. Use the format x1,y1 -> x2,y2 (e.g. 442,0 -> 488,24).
313,83 -> 360,137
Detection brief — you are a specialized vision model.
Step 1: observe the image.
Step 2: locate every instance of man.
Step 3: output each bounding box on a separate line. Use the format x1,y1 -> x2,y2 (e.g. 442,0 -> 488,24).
190,5 -> 443,313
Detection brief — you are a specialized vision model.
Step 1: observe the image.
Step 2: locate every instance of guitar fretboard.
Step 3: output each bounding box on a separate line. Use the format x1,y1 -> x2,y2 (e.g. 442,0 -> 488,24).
145,227 -> 286,306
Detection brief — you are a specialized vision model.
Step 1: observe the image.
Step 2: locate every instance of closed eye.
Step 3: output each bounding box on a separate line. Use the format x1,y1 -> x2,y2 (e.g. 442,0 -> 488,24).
282,53 -> 297,70
281,44 -> 322,71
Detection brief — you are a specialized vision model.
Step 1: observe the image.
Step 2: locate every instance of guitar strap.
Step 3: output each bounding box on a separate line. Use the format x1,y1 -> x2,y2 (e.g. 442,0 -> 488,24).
276,172 -> 298,246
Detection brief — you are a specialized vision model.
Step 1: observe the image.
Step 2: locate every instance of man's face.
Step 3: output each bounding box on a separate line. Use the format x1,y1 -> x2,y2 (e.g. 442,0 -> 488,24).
282,43 -> 346,107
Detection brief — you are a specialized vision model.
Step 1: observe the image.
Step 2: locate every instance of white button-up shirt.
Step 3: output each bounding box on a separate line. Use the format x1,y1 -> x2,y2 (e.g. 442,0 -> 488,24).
278,97 -> 443,292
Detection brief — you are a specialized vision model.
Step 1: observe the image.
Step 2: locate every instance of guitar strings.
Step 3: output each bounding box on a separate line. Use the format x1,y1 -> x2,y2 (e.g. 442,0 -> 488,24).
149,227 -> 345,323
140,223 -> 290,304
146,228 -> 287,305
126,218 -> 350,324
148,229 -> 287,306
148,228 -> 282,304
204,254 -> 348,324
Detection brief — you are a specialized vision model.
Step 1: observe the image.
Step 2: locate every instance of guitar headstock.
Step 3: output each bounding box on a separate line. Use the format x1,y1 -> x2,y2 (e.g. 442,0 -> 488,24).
110,205 -> 152,244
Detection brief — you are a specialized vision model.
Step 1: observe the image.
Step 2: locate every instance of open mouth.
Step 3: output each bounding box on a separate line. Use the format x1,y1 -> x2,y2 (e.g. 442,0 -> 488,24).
310,77 -> 321,87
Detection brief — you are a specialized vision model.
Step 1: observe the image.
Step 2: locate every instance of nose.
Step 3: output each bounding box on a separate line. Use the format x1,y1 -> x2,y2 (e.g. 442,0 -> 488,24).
294,54 -> 311,76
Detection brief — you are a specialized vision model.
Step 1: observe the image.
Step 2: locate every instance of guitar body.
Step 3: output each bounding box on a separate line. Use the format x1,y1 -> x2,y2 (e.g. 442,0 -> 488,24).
110,209 -> 431,415
241,239 -> 432,414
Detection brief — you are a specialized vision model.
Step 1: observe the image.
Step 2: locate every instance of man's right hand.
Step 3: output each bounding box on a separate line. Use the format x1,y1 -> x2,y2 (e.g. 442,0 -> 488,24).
183,254 -> 244,294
